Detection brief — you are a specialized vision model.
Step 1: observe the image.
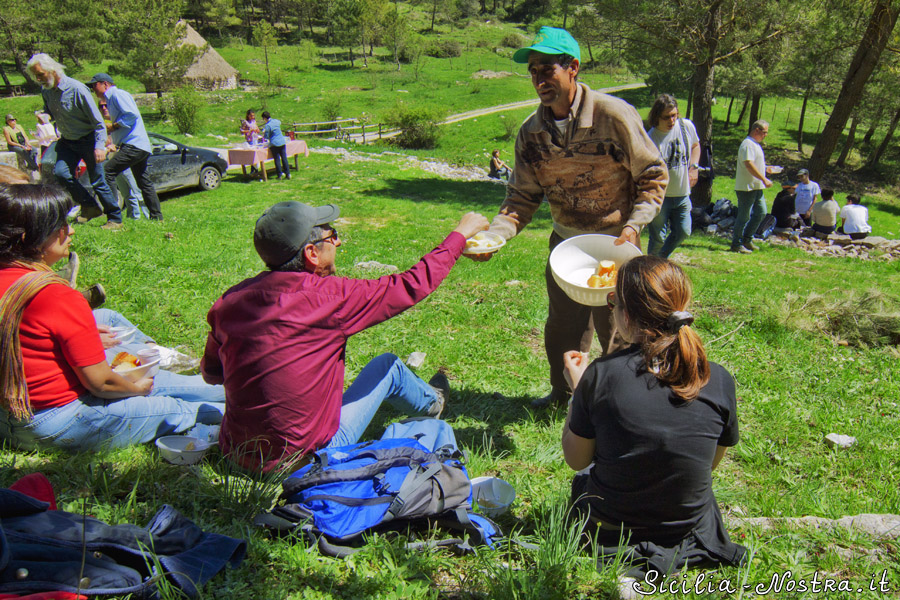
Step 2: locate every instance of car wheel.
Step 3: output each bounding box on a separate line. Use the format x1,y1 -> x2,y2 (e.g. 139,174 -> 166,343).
199,165 -> 221,190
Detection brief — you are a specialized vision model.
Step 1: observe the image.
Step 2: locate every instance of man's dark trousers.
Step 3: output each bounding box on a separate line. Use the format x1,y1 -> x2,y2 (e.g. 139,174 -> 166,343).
54,134 -> 121,222
104,143 -> 163,220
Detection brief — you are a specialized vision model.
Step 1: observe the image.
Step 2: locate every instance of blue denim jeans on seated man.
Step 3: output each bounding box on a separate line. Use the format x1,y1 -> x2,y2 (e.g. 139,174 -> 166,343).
325,353 -> 441,449
53,135 -> 122,222
648,195 -> 692,259
732,189 -> 767,248
0,309 -> 224,451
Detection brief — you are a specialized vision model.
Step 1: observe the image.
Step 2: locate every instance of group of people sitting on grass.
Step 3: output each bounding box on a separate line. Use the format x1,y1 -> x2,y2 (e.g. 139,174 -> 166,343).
0,180 -> 744,577
770,169 -> 872,239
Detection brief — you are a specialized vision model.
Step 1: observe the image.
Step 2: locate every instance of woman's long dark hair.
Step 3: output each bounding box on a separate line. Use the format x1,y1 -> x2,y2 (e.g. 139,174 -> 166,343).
0,184 -> 73,264
616,255 -> 709,400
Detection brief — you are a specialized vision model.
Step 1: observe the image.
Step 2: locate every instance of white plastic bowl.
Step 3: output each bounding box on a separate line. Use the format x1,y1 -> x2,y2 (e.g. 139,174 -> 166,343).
549,234 -> 642,306
113,359 -> 160,382
156,436 -> 210,465
470,476 -> 515,517
463,231 -> 506,255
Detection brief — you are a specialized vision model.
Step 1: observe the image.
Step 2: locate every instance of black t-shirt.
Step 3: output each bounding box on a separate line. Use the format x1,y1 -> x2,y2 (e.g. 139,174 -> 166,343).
569,345 -> 738,545
771,190 -> 797,228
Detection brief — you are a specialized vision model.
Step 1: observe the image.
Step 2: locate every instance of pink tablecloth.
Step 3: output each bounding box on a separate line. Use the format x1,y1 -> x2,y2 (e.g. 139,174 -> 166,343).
228,140 -> 309,180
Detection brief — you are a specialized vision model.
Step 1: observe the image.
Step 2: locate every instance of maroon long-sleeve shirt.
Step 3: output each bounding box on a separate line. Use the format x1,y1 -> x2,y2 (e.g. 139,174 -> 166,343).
201,232 -> 465,471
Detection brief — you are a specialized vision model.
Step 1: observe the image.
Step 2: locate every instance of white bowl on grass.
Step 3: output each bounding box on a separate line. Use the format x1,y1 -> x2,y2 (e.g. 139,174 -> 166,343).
156,436 -> 210,465
471,476 -> 515,517
549,234 -> 642,306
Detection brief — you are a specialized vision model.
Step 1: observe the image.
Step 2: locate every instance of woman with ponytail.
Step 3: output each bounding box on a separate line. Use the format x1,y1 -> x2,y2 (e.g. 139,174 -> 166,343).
560,255 -> 745,575
0,183 -> 225,451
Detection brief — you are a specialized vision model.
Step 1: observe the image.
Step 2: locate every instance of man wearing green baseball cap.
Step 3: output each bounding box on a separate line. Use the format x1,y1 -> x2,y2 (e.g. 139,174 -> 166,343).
472,26 -> 668,409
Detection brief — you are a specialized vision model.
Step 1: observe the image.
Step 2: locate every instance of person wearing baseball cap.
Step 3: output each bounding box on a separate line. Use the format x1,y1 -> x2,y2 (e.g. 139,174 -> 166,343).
202,201 -> 489,472
793,167 -> 820,226
474,26 -> 668,409
86,72 -> 162,224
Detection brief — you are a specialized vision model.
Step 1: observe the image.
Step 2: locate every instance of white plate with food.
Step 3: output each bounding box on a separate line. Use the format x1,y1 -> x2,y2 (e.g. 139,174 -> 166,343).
110,351 -> 160,381
463,231 -> 506,255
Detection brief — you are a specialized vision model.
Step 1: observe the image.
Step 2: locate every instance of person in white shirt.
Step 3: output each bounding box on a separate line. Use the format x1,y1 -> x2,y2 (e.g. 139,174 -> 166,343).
732,120 -> 776,253
794,168 -> 820,225
811,188 -> 839,235
647,95 -> 700,258
838,194 -> 871,240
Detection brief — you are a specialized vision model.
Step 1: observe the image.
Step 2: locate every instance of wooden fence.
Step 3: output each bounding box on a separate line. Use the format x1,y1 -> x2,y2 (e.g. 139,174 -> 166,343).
291,118 -> 393,143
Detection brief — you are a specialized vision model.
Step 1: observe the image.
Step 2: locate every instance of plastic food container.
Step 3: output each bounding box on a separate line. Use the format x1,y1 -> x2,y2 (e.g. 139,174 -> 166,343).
463,231 -> 506,255
155,436 -> 210,465
470,476 -> 516,517
549,234 -> 642,306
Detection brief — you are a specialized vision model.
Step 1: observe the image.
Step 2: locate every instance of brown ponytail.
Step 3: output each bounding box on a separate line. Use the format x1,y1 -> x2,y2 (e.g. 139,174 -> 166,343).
616,255 -> 709,400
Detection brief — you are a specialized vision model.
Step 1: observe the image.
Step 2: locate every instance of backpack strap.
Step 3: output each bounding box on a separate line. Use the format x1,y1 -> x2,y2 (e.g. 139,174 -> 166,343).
386,461 -> 443,518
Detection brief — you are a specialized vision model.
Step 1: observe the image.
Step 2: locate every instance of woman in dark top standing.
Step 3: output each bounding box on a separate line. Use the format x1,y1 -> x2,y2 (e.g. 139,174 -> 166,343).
561,255 -> 745,576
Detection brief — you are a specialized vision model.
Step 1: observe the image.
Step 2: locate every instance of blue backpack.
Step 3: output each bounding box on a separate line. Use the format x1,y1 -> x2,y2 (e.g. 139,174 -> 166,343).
256,420 -> 502,557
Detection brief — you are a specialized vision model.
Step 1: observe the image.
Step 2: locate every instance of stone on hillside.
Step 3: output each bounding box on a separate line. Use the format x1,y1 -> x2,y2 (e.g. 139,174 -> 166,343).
706,224 -> 718,234
406,352 -> 426,369
355,260 -> 398,273
825,433 -> 857,449
504,280 -> 524,286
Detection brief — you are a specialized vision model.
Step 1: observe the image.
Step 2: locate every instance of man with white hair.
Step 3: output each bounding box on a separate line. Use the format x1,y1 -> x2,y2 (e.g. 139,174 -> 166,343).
26,54 -> 122,230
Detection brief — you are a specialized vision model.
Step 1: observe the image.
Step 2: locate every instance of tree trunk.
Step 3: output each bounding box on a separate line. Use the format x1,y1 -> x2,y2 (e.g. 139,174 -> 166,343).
735,93 -> 750,128
724,96 -> 734,128
865,105 -> 900,168
861,106 -> 883,145
809,0 -> 900,181
797,82 -> 811,152
586,40 -> 594,63
686,87 -> 693,120
430,0 -> 437,31
748,92 -> 761,127
836,114 -> 858,167
689,2 -> 722,209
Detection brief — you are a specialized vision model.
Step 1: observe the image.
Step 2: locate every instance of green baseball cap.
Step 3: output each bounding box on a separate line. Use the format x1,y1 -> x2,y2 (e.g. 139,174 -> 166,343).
513,26 -> 581,64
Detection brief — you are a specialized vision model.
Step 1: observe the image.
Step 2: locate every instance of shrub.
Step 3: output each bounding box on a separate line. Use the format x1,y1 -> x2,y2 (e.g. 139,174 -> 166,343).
164,85 -> 204,134
501,32 -> 526,48
427,40 -> 463,58
385,105 -> 443,149
322,96 -> 343,123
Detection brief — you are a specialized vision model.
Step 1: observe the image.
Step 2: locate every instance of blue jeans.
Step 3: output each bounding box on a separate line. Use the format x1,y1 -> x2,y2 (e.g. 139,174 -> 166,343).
53,135 -> 121,222
117,168 -> 150,219
0,310 -> 225,451
732,190 -> 767,247
325,353 -> 440,448
648,195 -> 692,258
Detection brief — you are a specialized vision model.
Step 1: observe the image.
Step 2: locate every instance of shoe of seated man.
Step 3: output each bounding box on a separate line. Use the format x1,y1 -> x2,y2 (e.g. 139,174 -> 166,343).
729,244 -> 752,254
426,372 -> 450,418
55,251 -> 80,288
530,387 -> 569,409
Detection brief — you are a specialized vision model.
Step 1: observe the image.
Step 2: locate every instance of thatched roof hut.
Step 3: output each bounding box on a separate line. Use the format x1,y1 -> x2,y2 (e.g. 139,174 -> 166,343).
179,21 -> 239,90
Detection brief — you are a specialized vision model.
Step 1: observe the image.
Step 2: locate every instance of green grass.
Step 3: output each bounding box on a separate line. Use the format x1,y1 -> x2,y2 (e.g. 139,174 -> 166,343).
4,25 -> 900,598
4,135 -> 899,597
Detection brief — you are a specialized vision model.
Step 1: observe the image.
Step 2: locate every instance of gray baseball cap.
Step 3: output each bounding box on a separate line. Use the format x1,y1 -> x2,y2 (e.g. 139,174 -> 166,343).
254,201 -> 340,266
86,73 -> 114,87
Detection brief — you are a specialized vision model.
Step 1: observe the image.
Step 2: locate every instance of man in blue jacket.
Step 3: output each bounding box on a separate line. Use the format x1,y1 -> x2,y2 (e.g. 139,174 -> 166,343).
261,111 -> 290,180
88,73 -> 163,222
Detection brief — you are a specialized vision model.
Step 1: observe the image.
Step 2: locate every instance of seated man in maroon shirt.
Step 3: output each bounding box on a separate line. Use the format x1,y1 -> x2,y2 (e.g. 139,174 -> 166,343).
201,201 -> 489,471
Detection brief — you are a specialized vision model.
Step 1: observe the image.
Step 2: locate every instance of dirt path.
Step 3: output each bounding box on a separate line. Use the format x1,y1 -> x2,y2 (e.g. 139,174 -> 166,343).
346,82 -> 646,143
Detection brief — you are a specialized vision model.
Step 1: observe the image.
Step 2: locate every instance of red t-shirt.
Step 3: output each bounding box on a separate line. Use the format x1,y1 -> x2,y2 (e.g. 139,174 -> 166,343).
0,268 -> 106,411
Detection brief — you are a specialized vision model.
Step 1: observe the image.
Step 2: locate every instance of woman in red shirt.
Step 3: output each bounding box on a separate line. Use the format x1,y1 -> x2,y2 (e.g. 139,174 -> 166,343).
0,183 -> 224,450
